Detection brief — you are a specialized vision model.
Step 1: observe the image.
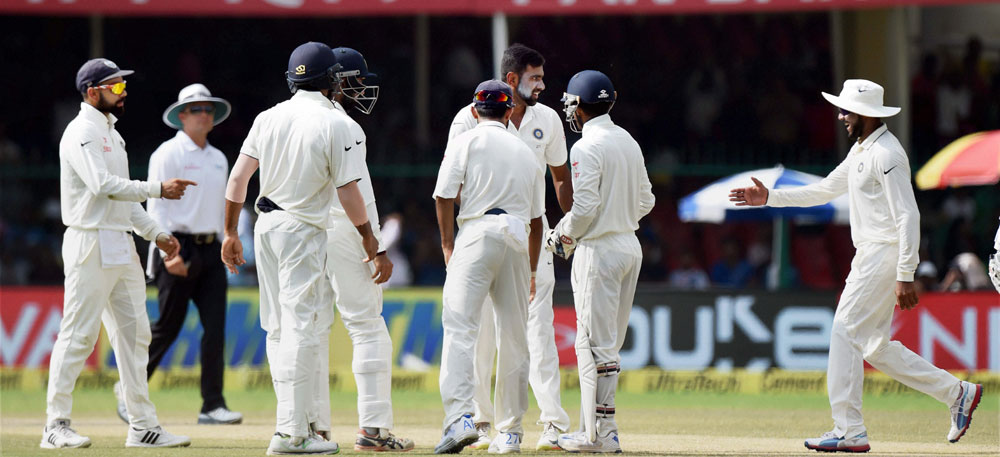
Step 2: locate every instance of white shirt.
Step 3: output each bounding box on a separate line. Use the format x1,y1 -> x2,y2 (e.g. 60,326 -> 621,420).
59,102 -> 164,240
448,102 -> 567,214
147,130 -> 228,235
327,102 -> 384,250
240,91 -> 360,229
768,124 -> 920,282
433,121 -> 544,227
559,115 -> 655,241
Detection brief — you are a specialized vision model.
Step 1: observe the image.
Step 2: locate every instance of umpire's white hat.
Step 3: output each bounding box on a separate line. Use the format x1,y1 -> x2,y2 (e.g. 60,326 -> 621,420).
163,83 -> 232,129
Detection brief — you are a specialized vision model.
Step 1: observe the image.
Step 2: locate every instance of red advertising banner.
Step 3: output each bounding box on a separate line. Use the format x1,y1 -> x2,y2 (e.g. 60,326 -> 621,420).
1,0 -> 991,17
0,288 -> 99,369
890,292 -> 1000,372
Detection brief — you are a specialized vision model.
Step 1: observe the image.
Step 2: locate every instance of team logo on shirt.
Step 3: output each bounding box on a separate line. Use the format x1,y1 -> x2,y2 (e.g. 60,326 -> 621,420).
533,128 -> 543,140
857,162 -> 864,173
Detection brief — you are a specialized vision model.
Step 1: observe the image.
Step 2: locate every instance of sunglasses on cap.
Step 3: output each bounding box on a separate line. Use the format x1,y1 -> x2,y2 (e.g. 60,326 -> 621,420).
93,81 -> 127,95
474,90 -> 511,104
839,108 -> 853,116
186,105 -> 216,115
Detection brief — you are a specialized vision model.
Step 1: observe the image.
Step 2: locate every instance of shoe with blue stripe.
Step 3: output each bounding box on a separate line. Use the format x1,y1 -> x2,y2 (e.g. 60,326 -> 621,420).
804,431 -> 870,453
948,381 -> 982,443
434,414 -> 478,454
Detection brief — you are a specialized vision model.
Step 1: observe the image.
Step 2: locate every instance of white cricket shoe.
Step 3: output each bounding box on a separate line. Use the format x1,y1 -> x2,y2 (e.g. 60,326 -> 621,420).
434,414 -> 478,454
488,432 -> 521,454
267,433 -> 340,455
198,406 -> 243,424
948,381 -> 983,443
536,422 -> 562,451
803,431 -> 870,453
556,430 -> 622,453
40,420 -> 91,449
113,381 -> 128,424
125,425 -> 191,448
467,422 -> 491,450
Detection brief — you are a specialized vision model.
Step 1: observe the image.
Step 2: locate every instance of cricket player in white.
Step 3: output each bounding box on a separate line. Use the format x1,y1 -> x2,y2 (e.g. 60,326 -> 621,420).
989,218 -> 1000,293
309,46 -> 413,452
45,58 -> 193,449
730,79 -> 983,453
222,42 -> 376,456
546,70 -> 655,454
434,80 -> 545,454
447,43 -> 573,451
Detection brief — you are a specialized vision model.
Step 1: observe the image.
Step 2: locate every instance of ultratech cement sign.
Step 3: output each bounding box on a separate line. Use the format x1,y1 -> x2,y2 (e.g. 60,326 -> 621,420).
551,288 -> 999,372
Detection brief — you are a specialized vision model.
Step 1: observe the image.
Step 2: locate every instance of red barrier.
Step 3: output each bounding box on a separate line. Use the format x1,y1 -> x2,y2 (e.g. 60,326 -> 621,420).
0,288 -> 100,369
890,292 -> 999,371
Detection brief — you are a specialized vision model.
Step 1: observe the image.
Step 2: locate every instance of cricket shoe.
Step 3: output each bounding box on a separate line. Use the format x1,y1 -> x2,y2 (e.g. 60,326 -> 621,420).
556,430 -> 622,453
267,432 -> 340,455
434,414 -> 478,454
125,425 -> 191,448
40,420 -> 91,449
355,429 -> 415,451
198,406 -> 243,424
536,422 -> 562,451
948,381 -> 983,443
467,422 -> 491,450
804,431 -> 870,453
488,432 -> 521,454
113,381 -> 128,424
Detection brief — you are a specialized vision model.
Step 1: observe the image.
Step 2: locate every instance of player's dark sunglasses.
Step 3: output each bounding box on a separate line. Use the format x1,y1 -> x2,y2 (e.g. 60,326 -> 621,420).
474,91 -> 510,104
839,108 -> 853,116
186,105 -> 215,114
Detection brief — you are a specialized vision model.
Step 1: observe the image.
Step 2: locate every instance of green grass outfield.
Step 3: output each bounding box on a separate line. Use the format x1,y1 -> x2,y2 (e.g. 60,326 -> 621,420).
2,387 -> 997,456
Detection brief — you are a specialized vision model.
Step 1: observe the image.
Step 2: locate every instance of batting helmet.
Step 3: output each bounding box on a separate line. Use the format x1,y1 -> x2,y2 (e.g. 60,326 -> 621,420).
562,70 -> 616,132
331,47 -> 379,114
286,42 -> 342,93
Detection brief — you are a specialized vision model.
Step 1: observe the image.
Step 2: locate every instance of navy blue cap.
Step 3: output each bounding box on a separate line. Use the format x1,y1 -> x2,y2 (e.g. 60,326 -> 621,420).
473,79 -> 515,108
76,58 -> 133,93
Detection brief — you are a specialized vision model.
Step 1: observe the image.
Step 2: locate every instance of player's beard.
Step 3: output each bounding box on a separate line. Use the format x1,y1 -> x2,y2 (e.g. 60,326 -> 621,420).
517,79 -> 538,107
97,92 -> 125,117
846,118 -> 862,143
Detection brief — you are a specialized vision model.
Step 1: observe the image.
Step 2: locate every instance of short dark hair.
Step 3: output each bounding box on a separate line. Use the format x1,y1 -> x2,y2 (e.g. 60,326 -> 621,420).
475,105 -> 508,120
501,43 -> 545,78
577,102 -> 612,118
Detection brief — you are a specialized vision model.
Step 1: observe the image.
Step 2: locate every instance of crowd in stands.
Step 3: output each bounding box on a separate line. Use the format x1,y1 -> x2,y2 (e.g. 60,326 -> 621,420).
1,15 -> 997,291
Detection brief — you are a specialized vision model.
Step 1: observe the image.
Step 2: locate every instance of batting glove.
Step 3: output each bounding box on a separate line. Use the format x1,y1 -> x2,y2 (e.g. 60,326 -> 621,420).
545,228 -> 577,260
989,253 -> 1000,293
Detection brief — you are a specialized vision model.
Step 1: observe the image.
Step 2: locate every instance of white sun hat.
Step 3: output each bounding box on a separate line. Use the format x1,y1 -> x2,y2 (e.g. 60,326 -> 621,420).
162,83 -> 232,129
821,79 -> 900,118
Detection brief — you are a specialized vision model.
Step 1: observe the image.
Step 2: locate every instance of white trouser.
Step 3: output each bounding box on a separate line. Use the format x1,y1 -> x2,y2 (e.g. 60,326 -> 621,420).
47,228 -> 159,428
571,232 -> 642,438
472,243 -> 570,431
440,217 -> 530,434
828,242 -> 961,438
256,212 -> 329,439
313,215 -> 394,431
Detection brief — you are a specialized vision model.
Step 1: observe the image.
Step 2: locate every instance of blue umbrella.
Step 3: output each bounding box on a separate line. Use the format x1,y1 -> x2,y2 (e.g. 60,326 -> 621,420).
678,165 -> 849,225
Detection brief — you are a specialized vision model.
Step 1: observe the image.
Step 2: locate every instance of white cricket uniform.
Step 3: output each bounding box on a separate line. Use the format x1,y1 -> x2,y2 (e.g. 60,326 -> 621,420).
767,124 -> 961,438
310,101 -> 393,433
556,114 -> 654,437
240,90 -> 359,439
48,102 -> 166,429
434,120 -> 545,434
448,102 -> 571,430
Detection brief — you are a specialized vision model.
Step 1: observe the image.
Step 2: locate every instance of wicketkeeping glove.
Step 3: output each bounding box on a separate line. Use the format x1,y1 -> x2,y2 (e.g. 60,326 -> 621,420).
989,252 -> 1000,293
545,228 -> 577,260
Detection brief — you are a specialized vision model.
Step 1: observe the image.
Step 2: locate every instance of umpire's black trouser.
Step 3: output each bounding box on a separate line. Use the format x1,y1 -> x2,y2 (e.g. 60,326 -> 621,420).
147,233 -> 228,413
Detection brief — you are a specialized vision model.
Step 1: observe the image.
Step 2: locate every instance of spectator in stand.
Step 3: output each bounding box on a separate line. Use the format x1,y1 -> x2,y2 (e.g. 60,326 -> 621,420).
910,53 -> 939,162
936,66 -> 971,146
710,239 -> 754,288
669,250 -> 710,290
940,253 -> 991,291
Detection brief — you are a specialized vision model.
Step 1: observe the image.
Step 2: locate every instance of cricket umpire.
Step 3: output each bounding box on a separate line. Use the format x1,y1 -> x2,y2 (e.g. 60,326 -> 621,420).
134,83 -> 242,425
